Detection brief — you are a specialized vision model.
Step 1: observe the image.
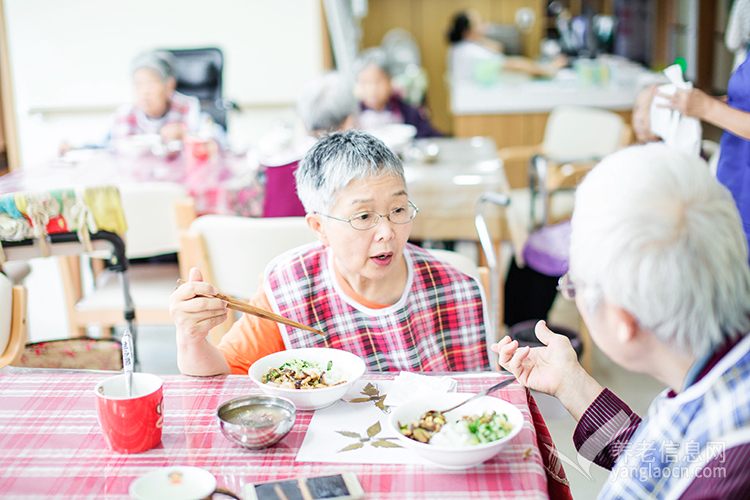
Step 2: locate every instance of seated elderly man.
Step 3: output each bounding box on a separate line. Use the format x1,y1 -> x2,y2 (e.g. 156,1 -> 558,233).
171,130 -> 490,375
110,50 -> 222,147
494,144 -> 750,498
257,72 -> 358,217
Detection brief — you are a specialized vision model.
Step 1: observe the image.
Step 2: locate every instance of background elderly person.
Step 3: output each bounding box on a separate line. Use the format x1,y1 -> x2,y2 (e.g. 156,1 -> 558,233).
493,144 -> 750,498
110,50 -> 202,146
171,130 -> 490,376
354,48 -> 442,138
256,72 -> 358,217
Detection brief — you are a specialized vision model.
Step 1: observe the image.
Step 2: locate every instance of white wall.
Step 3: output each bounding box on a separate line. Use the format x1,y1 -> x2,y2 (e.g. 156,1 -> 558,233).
3,0 -> 324,165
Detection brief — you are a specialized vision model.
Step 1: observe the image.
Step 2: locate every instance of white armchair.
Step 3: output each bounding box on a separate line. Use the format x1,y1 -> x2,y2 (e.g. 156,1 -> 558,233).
180,215 -> 318,344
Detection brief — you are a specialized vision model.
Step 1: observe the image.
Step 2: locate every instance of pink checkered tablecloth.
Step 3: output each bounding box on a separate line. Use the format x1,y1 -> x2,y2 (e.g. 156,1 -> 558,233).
0,149 -> 263,218
0,372 -> 571,500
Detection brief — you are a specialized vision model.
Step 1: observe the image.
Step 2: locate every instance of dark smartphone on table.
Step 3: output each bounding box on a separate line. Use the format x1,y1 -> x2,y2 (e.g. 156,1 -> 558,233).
243,472 -> 364,500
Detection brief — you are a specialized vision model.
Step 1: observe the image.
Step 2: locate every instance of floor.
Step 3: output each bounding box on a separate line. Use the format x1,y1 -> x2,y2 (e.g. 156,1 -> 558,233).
21,245 -> 665,500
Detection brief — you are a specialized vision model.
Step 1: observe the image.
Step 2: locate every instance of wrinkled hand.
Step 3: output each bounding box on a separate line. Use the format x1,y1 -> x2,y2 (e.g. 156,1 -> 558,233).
169,267 -> 228,346
657,87 -> 713,119
491,320 -> 580,398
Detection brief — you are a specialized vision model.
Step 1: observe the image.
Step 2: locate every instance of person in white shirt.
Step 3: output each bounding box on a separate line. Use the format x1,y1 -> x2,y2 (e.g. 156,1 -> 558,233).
446,10 -> 566,84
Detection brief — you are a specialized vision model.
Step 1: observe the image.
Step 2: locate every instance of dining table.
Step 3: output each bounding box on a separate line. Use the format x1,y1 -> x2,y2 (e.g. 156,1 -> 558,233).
403,137 -> 509,244
0,370 -> 572,500
0,137 -> 510,248
0,147 -> 264,218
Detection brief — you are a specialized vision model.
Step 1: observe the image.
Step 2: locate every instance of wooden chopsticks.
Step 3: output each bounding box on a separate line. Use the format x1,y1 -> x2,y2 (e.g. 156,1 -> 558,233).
176,279 -> 325,337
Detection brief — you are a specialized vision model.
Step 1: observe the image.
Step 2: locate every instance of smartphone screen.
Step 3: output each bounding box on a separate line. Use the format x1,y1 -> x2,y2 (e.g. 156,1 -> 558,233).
253,479 -> 306,500
249,474 -> 355,500
306,475 -> 350,499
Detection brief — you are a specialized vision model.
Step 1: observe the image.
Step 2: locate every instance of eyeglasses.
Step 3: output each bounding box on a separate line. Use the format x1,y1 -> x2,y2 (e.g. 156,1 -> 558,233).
557,273 -> 577,301
316,201 -> 418,231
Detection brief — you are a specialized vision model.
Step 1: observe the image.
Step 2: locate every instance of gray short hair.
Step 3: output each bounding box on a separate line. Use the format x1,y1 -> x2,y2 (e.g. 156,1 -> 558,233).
296,72 -> 358,134
295,130 -> 405,214
570,143 -> 750,359
355,47 -> 391,77
131,50 -> 175,81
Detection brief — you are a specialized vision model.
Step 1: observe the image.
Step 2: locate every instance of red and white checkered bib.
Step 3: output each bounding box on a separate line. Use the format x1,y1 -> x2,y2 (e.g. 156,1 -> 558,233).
264,242 -> 490,371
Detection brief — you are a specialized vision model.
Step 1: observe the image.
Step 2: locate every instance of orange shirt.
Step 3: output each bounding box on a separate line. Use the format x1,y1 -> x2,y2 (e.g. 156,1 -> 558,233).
217,262 -> 388,375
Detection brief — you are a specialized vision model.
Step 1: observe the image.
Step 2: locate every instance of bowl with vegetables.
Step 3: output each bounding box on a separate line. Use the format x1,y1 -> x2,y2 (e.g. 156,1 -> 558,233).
388,393 -> 524,469
248,348 -> 366,410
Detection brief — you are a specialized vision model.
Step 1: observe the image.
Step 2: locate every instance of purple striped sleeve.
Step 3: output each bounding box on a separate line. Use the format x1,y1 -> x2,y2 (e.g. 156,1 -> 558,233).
679,444 -> 750,499
573,388 -> 643,470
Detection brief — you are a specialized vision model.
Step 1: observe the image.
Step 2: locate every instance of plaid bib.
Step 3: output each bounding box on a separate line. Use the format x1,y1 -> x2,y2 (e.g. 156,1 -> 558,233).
113,91 -> 197,136
264,242 -> 490,371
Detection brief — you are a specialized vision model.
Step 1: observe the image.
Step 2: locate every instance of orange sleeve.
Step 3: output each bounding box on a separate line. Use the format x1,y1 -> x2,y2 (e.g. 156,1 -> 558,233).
217,287 -> 286,375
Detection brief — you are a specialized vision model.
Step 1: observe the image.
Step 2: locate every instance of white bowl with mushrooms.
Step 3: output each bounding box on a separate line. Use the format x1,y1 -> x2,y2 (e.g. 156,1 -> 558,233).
388,393 -> 525,469
249,348 -> 366,410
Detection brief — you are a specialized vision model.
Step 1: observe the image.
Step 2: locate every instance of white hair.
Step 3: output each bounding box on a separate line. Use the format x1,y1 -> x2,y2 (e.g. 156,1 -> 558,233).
570,143 -> 750,359
354,47 -> 391,77
295,130 -> 405,215
131,50 -> 175,81
296,72 -> 358,134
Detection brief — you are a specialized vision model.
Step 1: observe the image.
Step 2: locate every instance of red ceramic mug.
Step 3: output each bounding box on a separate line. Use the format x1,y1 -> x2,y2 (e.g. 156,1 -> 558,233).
94,373 -> 164,454
183,135 -> 212,179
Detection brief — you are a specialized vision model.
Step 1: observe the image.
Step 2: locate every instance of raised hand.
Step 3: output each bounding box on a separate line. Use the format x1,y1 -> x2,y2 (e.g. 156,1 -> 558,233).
491,320 -> 580,398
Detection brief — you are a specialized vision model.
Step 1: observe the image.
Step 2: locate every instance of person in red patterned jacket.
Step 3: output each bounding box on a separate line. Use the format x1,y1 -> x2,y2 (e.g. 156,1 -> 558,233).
170,130 -> 490,376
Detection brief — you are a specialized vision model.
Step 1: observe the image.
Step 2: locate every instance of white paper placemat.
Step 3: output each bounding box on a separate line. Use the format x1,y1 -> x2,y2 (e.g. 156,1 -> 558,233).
295,379 -> 430,465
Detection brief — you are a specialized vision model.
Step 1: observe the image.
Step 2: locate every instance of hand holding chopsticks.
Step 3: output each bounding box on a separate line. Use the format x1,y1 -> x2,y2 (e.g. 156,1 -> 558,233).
176,279 -> 325,337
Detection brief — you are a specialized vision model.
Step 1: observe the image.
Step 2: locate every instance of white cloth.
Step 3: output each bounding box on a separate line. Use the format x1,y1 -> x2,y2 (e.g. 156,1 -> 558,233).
650,64 -> 702,157
382,371 -> 457,407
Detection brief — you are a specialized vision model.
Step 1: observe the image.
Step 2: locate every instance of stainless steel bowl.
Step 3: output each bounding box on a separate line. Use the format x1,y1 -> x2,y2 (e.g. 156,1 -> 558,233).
217,395 -> 296,450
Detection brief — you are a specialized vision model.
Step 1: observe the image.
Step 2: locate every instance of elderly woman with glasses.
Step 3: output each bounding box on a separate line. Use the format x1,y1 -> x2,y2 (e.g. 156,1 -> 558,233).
170,130 -> 490,376
494,144 -> 750,498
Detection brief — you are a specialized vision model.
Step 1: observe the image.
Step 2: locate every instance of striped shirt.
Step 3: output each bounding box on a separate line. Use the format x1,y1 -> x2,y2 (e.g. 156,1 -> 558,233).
574,334 -> 750,499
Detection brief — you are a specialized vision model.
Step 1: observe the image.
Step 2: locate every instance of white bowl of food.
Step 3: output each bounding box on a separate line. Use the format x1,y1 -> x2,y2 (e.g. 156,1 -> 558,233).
367,124 -> 417,153
248,348 -> 366,410
388,392 -> 524,469
113,134 -> 162,157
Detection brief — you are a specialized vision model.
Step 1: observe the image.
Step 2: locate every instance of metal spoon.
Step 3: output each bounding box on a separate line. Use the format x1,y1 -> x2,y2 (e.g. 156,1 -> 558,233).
440,378 -> 515,414
121,329 -> 134,398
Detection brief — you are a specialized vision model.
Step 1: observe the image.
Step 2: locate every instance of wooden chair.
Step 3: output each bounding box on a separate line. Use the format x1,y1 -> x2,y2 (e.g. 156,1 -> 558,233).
497,106 -> 631,226
426,248 -> 490,298
426,248 -> 496,364
0,272 -> 28,369
179,213 -> 318,344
